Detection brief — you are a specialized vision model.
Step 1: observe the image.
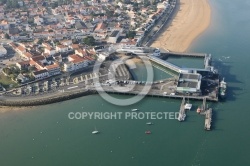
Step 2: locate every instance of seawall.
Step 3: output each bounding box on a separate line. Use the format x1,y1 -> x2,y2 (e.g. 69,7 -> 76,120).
0,90 -> 96,107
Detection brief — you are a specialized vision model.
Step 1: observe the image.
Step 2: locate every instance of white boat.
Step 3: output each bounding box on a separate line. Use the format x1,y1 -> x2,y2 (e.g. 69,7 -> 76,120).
92,130 -> 99,134
184,103 -> 192,110
131,109 -> 138,111
146,122 -> 153,125
92,127 -> 99,134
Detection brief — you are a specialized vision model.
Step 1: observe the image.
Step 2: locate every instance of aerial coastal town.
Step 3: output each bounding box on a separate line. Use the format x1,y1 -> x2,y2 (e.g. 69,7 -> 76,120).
0,0 -> 225,123
0,0 -> 175,91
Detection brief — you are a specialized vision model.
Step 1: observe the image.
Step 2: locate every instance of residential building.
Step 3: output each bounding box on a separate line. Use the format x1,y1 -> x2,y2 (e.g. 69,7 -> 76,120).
63,54 -> 89,72
56,45 -> 69,53
44,63 -> 61,76
33,69 -> 49,79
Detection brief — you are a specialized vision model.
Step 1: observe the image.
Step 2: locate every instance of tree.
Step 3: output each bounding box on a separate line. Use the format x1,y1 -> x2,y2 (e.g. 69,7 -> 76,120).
37,39 -> 43,45
0,0 -> 7,5
4,33 -> 10,39
28,66 -> 36,73
126,31 -> 136,39
83,36 -> 95,46
3,68 -> 11,75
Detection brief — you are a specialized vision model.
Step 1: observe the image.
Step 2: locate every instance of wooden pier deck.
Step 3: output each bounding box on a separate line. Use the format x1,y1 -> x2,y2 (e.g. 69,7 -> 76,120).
167,52 -> 207,57
90,84 -> 218,102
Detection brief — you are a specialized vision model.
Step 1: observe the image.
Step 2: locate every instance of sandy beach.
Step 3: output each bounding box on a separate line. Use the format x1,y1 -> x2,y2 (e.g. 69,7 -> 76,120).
151,0 -> 211,52
0,106 -> 33,113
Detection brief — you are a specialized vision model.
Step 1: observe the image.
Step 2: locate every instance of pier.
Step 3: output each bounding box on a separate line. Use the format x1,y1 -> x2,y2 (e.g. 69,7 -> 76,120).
204,108 -> 212,130
199,97 -> 213,131
88,82 -> 218,102
167,52 -> 207,58
177,97 -> 186,121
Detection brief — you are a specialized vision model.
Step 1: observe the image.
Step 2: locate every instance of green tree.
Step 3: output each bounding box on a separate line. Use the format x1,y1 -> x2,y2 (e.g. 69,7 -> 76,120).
28,66 -> 36,73
0,0 -> 7,5
83,36 -> 95,46
3,68 -> 11,75
126,31 -> 136,39
4,33 -> 10,39
37,39 -> 43,45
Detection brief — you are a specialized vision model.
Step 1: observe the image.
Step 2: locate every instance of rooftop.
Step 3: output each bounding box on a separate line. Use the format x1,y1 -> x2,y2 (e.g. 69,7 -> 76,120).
110,30 -> 119,37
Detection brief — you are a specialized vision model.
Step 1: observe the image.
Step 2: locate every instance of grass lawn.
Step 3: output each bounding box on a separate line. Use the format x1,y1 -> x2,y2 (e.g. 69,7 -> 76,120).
0,73 -> 18,89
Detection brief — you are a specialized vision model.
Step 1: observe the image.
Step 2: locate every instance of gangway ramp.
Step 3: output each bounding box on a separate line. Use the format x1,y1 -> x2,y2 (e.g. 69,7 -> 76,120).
147,55 -> 181,73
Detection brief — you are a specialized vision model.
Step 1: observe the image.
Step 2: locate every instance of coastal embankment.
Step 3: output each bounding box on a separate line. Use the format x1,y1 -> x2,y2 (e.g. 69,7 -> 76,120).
151,0 -> 211,52
0,89 -> 95,108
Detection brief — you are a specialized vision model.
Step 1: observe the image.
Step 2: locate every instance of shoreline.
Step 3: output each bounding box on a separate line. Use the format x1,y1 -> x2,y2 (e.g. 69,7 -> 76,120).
0,0 -> 212,111
0,106 -> 34,112
150,0 -> 211,52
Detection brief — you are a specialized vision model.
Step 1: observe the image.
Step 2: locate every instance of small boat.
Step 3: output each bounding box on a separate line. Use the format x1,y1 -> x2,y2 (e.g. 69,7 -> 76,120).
184,103 -> 192,110
131,109 -> 138,112
92,130 -> 99,134
145,130 -> 151,134
146,122 -> 153,125
92,127 -> 99,134
184,97 -> 192,110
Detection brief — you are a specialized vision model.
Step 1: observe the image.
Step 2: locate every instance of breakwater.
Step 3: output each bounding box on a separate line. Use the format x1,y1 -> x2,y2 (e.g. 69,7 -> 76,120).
0,90 -> 95,107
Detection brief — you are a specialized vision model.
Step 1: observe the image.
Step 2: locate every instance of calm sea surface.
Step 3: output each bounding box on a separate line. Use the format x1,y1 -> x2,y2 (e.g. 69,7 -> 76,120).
1,0 -> 250,165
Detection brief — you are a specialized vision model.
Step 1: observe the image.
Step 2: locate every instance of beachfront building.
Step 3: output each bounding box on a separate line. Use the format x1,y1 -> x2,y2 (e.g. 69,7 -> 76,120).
33,69 -> 49,79
44,63 -> 61,76
63,54 -> 89,72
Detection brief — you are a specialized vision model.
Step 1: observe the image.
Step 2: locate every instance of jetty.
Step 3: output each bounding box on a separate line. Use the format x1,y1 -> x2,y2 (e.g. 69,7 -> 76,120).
167,51 -> 207,58
204,108 -> 212,131
199,97 -> 213,130
177,97 -> 186,121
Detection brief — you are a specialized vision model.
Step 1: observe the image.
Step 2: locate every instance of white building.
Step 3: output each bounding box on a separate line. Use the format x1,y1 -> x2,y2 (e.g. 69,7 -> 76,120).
33,69 -> 49,79
107,29 -> 122,44
97,52 -> 110,61
63,54 -> 89,72
56,45 -> 69,53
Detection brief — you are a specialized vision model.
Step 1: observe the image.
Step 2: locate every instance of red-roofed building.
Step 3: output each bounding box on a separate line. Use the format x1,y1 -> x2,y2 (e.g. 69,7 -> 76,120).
44,63 -> 61,76
64,54 -> 89,72
94,22 -> 106,33
75,48 -> 89,57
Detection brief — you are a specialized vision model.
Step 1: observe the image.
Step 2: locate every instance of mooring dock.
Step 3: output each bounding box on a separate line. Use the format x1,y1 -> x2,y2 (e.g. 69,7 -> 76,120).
167,52 -> 207,58
177,97 -> 186,121
199,97 -> 213,130
204,108 -> 212,130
